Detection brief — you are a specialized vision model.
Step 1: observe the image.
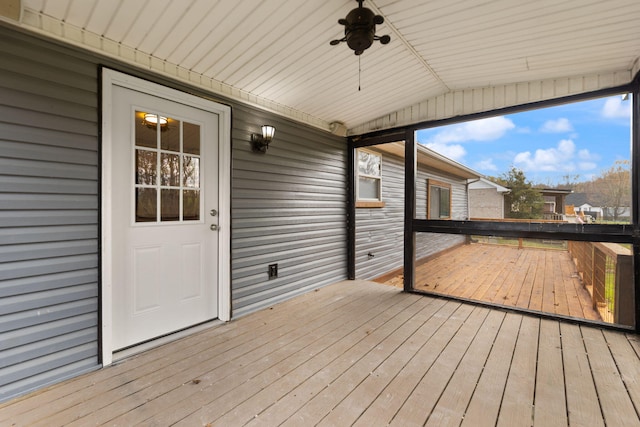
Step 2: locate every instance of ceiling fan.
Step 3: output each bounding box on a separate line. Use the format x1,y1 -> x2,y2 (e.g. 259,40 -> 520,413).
330,0 -> 391,55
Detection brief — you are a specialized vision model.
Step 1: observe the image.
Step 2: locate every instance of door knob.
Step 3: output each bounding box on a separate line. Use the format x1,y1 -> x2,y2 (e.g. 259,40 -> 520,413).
210,224 -> 218,231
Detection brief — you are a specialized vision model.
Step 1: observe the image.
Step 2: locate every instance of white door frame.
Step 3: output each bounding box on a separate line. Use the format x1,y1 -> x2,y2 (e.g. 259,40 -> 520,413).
101,68 -> 231,366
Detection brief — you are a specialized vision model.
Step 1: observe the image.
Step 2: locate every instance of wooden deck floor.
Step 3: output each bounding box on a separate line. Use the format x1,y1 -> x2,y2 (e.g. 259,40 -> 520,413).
382,243 -> 602,323
2,280 -> 640,426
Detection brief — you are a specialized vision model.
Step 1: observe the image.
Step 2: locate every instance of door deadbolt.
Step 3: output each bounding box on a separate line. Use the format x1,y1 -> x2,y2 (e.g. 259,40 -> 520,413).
210,209 -> 218,216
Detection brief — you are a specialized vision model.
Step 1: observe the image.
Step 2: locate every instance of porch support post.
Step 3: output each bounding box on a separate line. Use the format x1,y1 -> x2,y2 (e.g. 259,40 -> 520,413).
632,75 -> 640,333
404,129 -> 416,292
347,137 -> 356,280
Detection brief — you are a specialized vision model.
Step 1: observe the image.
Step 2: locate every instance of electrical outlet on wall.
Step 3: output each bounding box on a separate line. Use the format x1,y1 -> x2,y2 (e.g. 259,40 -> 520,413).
268,263 -> 278,280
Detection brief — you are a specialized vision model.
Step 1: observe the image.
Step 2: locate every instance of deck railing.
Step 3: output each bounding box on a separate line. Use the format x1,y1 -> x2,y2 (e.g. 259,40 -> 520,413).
568,241 -> 633,325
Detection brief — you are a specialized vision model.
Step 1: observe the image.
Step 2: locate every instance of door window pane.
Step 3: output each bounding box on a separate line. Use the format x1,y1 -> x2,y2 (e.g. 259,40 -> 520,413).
183,156 -> 200,188
161,117 -> 180,152
161,189 -> 180,222
136,188 -> 157,222
183,122 -> 200,155
161,153 -> 180,187
136,149 -> 157,185
183,190 -> 200,220
135,111 -> 158,149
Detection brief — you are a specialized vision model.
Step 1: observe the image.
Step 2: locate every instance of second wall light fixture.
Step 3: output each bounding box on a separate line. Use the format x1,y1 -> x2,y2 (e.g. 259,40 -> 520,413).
251,125 -> 276,153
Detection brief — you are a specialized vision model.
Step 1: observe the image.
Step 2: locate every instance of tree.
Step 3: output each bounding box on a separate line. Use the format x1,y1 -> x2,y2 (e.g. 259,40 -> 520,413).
558,174 -> 581,190
493,167 -> 544,219
596,160 -> 631,221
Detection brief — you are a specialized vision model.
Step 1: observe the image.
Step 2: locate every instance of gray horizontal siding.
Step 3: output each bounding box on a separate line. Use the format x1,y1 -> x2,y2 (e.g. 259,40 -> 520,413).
356,153 -> 405,280
356,149 -> 467,280
0,23 -> 350,402
0,28 -> 99,402
231,106 -> 347,317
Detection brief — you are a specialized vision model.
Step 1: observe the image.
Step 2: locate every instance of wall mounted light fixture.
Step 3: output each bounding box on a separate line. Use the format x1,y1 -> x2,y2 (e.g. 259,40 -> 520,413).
251,125 -> 276,153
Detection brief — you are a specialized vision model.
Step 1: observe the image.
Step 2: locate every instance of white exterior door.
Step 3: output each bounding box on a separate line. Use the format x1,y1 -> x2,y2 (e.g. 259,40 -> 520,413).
109,85 -> 220,351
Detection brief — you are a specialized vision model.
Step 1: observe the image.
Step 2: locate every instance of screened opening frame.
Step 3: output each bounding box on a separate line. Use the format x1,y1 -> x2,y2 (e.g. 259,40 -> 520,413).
347,79 -> 640,333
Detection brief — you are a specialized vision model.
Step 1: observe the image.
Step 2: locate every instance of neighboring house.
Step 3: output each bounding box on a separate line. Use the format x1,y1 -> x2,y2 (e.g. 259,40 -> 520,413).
468,178 -> 510,219
566,192 -> 631,221
540,188 -> 573,220
566,193 -> 603,220
354,143 -> 481,280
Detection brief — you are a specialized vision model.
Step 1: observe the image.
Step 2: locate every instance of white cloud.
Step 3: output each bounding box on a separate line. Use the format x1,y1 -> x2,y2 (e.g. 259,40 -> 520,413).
513,139 -> 598,173
474,159 -> 498,171
578,162 -> 598,170
424,142 -> 467,162
540,118 -> 573,133
426,116 -> 515,145
602,97 -> 631,119
578,149 -> 594,160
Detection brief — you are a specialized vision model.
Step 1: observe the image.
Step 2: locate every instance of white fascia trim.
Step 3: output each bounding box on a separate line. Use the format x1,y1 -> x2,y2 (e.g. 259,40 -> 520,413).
349,71 -> 633,135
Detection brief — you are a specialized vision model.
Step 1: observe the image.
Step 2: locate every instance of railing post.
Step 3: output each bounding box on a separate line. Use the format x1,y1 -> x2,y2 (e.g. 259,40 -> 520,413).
615,253 -> 634,326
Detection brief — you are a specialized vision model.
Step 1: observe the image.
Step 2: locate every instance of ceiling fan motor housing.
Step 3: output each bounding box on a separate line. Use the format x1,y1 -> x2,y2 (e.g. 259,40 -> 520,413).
343,7 -> 380,54
330,0 -> 390,55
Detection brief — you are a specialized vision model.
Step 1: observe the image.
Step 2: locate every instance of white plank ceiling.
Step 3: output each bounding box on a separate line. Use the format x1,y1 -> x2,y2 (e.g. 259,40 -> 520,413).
17,0 -> 640,134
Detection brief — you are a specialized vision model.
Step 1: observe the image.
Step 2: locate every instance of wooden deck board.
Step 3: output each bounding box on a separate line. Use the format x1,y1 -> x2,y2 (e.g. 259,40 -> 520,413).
350,302 -> 466,427
0,280 -> 370,423
562,323 -> 605,427
193,295 -> 429,427
280,305 -> 479,427
39,282 -> 399,427
534,319 -> 567,427
604,331 -> 640,412
496,315 -> 539,427
389,306 -> 490,426
461,312 -> 521,427
247,298 -> 449,427
388,243 -> 603,323
515,250 -> 537,309
582,327 -> 640,425
110,285 -> 415,426
424,310 -> 505,427
528,250 -> 546,312
2,280 -> 640,426
540,253 -> 558,315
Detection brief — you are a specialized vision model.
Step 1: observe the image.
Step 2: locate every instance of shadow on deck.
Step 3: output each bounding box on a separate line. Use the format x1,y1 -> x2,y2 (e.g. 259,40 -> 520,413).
380,242 -> 603,323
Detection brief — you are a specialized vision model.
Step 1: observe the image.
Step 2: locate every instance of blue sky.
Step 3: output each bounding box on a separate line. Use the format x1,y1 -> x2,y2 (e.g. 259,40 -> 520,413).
416,94 -> 632,186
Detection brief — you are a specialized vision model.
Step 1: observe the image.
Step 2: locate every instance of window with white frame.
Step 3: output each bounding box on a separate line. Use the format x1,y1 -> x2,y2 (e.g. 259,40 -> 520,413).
356,149 -> 384,207
428,179 -> 451,219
